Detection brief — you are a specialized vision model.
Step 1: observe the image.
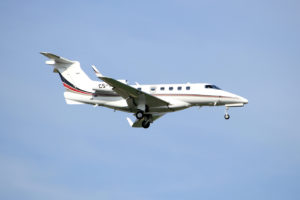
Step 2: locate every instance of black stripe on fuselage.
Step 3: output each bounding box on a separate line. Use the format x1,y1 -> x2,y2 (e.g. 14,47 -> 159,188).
57,72 -> 120,97
57,72 -> 93,94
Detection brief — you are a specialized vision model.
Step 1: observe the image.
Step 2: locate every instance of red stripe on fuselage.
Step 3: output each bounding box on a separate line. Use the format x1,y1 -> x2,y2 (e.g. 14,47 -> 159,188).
153,94 -> 237,99
63,83 -> 92,95
62,83 -> 237,100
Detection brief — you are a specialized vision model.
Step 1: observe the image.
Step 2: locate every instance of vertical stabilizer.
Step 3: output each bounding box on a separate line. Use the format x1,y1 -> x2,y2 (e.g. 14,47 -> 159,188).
41,52 -> 94,95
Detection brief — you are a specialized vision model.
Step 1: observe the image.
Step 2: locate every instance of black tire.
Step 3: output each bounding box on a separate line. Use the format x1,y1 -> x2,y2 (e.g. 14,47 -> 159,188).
142,120 -> 150,129
224,114 -> 230,120
136,110 -> 144,120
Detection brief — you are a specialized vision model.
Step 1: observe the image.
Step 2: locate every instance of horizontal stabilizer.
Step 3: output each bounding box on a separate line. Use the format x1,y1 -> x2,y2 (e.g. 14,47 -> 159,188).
40,52 -> 74,64
65,99 -> 84,105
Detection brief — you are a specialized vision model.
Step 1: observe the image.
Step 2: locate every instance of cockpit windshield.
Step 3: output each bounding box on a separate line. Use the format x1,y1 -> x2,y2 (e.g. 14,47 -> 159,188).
205,85 -> 221,90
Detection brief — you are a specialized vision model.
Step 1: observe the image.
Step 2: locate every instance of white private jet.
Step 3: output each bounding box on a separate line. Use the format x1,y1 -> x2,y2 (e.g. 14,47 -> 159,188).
41,52 -> 248,129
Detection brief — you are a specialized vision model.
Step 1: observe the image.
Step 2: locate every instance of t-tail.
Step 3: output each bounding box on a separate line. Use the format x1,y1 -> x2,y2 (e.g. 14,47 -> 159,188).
41,52 -> 95,104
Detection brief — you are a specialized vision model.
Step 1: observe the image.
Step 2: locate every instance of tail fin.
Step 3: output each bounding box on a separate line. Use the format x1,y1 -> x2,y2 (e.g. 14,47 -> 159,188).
41,52 -> 94,95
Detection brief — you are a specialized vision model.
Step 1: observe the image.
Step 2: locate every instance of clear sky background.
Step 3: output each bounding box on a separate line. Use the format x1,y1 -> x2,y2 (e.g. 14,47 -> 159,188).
0,0 -> 300,199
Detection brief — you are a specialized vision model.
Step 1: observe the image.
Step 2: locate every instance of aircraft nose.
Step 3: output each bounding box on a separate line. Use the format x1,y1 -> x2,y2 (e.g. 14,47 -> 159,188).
239,96 -> 248,104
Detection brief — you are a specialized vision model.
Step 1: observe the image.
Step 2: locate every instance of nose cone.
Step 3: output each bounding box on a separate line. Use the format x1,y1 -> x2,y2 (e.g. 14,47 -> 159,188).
239,96 -> 248,104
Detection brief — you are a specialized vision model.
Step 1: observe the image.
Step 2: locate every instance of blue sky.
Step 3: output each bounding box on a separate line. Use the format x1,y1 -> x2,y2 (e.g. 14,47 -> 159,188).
0,0 -> 300,199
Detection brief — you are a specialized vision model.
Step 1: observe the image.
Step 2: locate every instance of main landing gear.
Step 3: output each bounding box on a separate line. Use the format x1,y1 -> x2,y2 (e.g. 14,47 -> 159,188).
135,110 -> 144,120
142,120 -> 150,129
135,110 -> 152,129
224,107 -> 230,120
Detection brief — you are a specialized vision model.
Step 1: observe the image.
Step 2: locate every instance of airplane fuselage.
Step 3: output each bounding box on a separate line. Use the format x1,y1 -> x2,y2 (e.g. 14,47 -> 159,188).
64,81 -> 248,113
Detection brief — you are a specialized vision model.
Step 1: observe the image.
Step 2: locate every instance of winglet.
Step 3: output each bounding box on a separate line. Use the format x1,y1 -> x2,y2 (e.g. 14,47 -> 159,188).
126,117 -> 133,127
91,65 -> 104,78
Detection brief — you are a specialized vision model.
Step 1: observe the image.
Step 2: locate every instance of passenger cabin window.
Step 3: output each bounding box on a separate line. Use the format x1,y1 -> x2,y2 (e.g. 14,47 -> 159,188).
151,87 -> 156,91
160,87 -> 165,91
169,87 -> 173,91
178,86 -> 182,90
205,85 -> 221,90
186,86 -> 190,90
137,87 -> 142,91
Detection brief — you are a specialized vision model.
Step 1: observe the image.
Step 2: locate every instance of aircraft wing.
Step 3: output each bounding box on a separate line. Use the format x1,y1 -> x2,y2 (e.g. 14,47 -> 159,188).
127,114 -> 165,127
92,66 -> 169,108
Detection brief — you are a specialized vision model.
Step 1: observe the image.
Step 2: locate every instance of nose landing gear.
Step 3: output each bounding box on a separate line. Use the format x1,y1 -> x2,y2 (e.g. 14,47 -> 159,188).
224,107 -> 230,120
224,113 -> 230,120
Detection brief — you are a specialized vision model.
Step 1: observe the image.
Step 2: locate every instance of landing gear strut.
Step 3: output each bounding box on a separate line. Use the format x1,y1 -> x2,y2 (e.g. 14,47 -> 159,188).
224,107 -> 230,120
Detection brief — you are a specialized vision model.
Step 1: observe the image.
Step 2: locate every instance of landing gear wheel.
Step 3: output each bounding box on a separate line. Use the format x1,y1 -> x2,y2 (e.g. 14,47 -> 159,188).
142,120 -> 150,129
136,110 -> 144,120
224,114 -> 230,120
